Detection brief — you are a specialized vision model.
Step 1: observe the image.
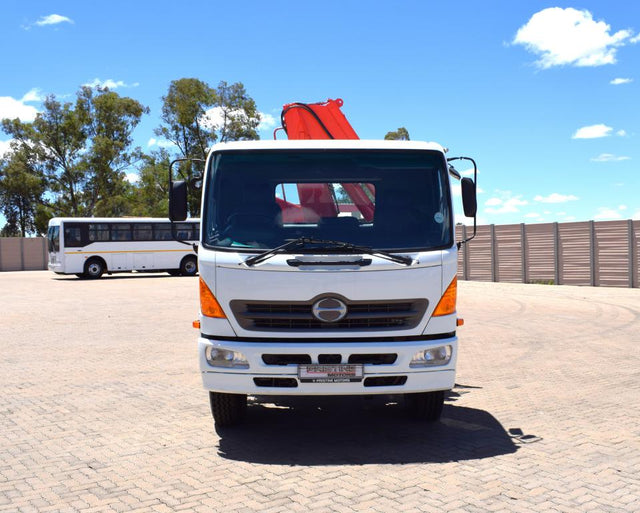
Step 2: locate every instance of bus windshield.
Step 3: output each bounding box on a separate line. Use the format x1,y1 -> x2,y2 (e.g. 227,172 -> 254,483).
203,150 -> 452,252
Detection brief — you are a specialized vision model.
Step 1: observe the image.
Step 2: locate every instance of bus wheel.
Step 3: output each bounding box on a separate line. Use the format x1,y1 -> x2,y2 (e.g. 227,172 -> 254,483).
405,391 -> 445,421
180,256 -> 198,276
85,258 -> 105,279
209,392 -> 247,427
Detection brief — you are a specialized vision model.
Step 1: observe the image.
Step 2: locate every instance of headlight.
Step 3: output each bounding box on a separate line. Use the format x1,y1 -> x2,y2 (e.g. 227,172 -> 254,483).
410,345 -> 452,367
205,346 -> 249,368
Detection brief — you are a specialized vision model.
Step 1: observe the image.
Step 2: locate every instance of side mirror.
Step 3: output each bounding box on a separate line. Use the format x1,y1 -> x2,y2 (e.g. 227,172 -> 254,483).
461,177 -> 477,218
169,180 -> 188,221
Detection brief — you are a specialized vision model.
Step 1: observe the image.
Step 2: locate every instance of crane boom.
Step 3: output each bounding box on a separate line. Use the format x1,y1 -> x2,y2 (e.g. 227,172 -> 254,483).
280,98 -> 358,140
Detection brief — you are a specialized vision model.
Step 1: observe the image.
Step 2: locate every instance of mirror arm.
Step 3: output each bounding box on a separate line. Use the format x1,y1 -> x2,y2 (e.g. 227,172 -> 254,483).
169,157 -> 205,246
448,156 -> 478,247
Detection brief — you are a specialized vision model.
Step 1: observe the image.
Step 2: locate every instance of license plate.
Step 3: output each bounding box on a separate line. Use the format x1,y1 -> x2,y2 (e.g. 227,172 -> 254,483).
298,364 -> 364,383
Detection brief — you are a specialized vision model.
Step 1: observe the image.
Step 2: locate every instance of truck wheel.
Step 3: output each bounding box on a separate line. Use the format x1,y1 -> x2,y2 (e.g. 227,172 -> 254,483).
180,256 -> 198,276
405,391 -> 445,421
209,392 -> 247,427
84,258 -> 105,279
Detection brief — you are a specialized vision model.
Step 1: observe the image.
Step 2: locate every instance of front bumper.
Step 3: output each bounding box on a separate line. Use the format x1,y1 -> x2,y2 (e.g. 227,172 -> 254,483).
198,335 -> 457,396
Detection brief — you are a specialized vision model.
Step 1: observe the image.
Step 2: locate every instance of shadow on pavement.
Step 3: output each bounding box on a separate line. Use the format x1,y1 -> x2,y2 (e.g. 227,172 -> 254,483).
216,393 -> 517,465
52,273 -> 191,281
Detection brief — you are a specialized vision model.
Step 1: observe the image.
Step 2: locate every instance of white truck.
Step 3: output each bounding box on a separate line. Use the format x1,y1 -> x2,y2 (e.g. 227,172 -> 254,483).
169,100 -> 477,426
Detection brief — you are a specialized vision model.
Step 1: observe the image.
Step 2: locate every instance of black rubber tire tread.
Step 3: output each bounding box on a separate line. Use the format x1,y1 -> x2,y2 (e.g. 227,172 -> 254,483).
209,392 -> 247,427
84,258 -> 105,279
180,255 -> 198,276
405,390 -> 445,421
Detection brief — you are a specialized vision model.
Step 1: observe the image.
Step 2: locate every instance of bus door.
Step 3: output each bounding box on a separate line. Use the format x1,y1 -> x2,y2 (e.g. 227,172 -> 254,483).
47,224 -> 61,265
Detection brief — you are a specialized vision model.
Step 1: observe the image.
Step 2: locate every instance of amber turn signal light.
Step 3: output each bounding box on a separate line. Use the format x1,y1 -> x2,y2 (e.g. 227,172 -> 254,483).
199,278 -> 227,318
433,277 -> 457,317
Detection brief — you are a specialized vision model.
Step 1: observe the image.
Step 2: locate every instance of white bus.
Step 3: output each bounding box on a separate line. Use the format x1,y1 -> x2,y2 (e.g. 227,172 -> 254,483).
47,217 -> 199,279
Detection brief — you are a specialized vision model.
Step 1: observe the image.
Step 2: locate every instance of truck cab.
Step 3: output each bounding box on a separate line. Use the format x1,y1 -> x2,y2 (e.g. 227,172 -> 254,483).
174,137 -> 476,426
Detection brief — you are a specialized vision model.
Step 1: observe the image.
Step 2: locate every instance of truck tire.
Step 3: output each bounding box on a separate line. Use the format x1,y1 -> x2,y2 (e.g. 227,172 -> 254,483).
180,255 -> 198,276
209,392 -> 247,427
405,390 -> 445,421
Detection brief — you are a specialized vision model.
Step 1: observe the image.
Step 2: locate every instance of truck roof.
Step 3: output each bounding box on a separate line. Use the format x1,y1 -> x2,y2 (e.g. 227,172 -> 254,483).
209,139 -> 447,153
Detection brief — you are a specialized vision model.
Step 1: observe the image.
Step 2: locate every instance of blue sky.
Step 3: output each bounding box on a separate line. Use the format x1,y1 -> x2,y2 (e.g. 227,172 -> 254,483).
1,0 -> 639,226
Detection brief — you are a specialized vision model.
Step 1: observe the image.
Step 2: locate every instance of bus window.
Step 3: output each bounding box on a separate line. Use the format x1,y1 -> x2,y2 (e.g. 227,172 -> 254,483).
64,225 -> 84,247
176,223 -> 193,240
154,224 -> 172,240
111,224 -> 132,241
89,224 -> 110,242
134,224 -> 153,241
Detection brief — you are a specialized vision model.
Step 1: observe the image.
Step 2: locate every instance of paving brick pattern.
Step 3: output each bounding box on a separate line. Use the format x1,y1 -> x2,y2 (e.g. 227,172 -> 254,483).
1,272 -> 639,512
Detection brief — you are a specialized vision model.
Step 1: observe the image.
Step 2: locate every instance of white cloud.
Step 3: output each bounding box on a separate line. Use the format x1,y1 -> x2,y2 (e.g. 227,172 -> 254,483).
147,137 -> 176,149
83,78 -> 139,90
594,207 -> 623,220
616,129 -> 627,137
534,193 -> 579,203
21,89 -> 44,103
0,139 -> 14,158
633,210 -> 640,220
202,107 -> 273,135
125,173 -> 139,184
0,94 -> 40,122
258,113 -> 277,132
484,191 -> 528,214
513,8 -> 637,68
591,153 -> 631,162
35,14 -> 73,26
525,212 -> 541,218
572,124 -> 612,139
611,78 -> 633,85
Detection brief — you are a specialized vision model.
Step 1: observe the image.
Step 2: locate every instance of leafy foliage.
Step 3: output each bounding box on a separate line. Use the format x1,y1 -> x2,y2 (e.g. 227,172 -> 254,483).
155,78 -> 262,216
0,77 -> 261,234
384,127 -> 410,140
0,148 -> 47,235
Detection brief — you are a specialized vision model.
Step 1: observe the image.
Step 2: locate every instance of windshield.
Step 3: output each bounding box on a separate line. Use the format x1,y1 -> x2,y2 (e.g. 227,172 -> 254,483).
47,225 -> 60,253
203,150 -> 452,251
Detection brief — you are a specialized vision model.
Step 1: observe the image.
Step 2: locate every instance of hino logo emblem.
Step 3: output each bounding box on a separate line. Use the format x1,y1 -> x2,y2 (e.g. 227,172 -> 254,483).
312,297 -> 348,323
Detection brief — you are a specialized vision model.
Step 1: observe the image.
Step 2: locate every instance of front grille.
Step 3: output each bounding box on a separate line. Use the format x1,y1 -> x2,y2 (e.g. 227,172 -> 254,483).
319,354 -> 342,364
363,376 -> 407,387
348,353 -> 397,365
253,377 -> 298,388
231,297 -> 427,332
262,354 -> 312,365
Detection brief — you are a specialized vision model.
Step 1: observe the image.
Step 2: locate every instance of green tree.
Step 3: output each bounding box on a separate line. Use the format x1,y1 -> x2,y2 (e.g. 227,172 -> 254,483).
126,149 -> 171,217
155,78 -> 217,162
2,95 -> 88,216
1,87 -> 148,221
77,86 -> 149,216
214,81 -> 261,142
0,148 -> 47,236
155,78 -> 261,215
384,127 -> 410,140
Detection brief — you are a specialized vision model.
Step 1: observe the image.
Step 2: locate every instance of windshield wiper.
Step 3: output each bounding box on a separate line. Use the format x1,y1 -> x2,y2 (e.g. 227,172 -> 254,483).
243,237 -> 325,267
243,237 -> 413,267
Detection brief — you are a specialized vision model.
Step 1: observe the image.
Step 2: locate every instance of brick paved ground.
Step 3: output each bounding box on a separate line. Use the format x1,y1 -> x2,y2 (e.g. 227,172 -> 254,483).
1,271 -> 639,512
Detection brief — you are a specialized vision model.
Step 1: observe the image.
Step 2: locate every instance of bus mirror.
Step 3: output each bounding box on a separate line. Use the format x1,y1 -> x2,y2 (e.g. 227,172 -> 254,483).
461,177 -> 477,218
170,180 -> 188,221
